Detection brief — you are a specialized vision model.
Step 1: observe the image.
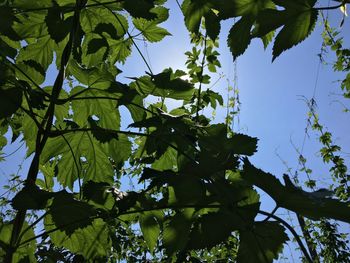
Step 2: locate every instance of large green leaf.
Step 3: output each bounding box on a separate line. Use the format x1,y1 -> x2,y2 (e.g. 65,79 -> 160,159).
133,18 -> 171,43
70,86 -> 121,129
13,11 -> 48,40
16,35 -> 55,74
217,0 -> 275,19
237,222 -> 289,263
0,6 -> 21,40
131,69 -> 194,100
45,217 -> 111,260
182,0 -> 214,34
227,16 -> 254,60
41,130 -> 114,189
67,60 -> 116,89
80,7 -> 128,66
139,211 -> 163,253
12,184 -> 54,210
0,84 -> 23,120
45,4 -> 73,43
272,8 -> 318,60
80,7 -> 128,38
187,211 -> 243,250
49,191 -> 97,235
123,0 -> 157,19
108,38 -> 133,64
163,209 -> 194,255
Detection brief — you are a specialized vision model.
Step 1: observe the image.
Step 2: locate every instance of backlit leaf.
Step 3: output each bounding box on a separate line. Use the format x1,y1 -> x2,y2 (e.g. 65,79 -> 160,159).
237,222 -> 289,263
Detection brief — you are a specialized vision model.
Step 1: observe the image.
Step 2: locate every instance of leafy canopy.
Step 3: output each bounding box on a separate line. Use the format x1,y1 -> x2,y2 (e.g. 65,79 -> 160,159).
0,0 -> 349,262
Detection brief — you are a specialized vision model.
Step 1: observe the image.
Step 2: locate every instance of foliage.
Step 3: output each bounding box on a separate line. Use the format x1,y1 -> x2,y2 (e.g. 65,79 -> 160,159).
0,0 -> 349,262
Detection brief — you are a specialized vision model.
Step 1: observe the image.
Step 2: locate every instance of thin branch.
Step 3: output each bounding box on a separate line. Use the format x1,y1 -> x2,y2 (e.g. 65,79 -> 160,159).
315,2 -> 347,11
258,210 -> 313,263
60,134 -> 82,198
17,212 -> 48,245
12,0 -> 123,14
196,34 -> 208,120
48,127 -> 148,138
58,95 -> 155,115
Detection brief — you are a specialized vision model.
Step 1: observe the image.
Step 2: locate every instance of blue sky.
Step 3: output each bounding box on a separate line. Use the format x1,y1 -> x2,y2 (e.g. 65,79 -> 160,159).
1,1 -> 349,261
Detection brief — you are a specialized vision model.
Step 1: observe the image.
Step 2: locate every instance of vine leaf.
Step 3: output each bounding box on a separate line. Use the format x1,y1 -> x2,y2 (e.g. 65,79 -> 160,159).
12,184 -> 54,210
45,4 -> 73,43
49,191 -> 97,235
0,6 -> 21,40
82,181 -> 115,210
45,217 -> 111,259
272,10 -> 318,60
0,76 -> 23,119
237,222 -> 289,263
131,68 -> 194,100
133,6 -> 171,42
163,209 -> 194,255
227,16 -> 254,60
123,0 -> 157,19
41,130 -> 114,189
139,211 -> 163,253
182,0 -> 218,39
187,211 -> 242,250
133,18 -> 171,43
217,0 -> 274,19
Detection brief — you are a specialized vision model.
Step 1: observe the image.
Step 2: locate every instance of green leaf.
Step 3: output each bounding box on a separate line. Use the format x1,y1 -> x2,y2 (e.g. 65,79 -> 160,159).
45,4 -> 72,43
50,191 -> 97,235
108,134 -> 132,164
45,217 -> 111,260
108,38 -> 133,64
82,34 -> 109,67
237,222 -> 288,263
272,8 -> 318,60
17,35 -> 55,73
139,211 -> 162,253
133,18 -> 171,42
0,6 -> 21,40
80,7 -> 128,38
205,10 -> 221,41
182,0 -> 214,34
82,181 -> 115,210
227,16 -> 254,60
13,11 -> 48,40
163,209 -> 194,255
253,9 -> 286,38
242,160 -> 350,223
131,68 -> 194,100
123,0 -> 157,19
67,60 -> 115,88
152,146 -> 177,171
41,129 -> 114,189
0,36 -> 20,59
217,0 -> 275,19
70,86 -> 121,129
12,184 -> 54,210
0,221 -> 36,263
187,211 -> 242,250
0,84 -> 23,119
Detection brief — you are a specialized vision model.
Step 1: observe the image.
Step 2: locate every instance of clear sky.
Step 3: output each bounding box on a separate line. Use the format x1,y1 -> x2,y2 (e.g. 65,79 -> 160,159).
0,1 -> 349,261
